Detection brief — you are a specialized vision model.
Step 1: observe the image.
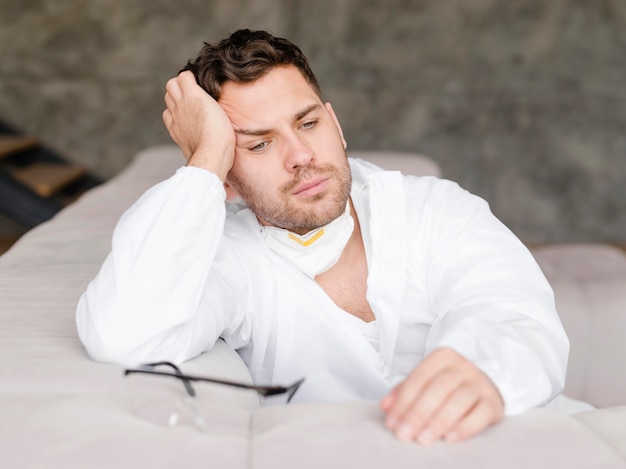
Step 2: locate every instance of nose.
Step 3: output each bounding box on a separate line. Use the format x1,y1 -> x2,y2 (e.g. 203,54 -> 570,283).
283,132 -> 314,172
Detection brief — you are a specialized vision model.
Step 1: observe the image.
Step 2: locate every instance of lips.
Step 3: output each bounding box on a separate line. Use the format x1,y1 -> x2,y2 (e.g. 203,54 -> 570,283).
293,177 -> 330,197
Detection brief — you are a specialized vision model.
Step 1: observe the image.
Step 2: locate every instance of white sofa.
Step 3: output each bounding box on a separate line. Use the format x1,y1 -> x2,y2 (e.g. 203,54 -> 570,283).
1,145 -> 625,468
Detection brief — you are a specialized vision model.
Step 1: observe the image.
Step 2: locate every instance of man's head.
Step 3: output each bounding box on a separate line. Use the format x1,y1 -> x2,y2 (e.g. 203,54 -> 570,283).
181,29 -> 322,101
183,30 -> 350,235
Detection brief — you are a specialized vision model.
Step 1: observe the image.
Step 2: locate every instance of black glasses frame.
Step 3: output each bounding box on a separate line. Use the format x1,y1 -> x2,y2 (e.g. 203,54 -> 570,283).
124,361 -> 304,403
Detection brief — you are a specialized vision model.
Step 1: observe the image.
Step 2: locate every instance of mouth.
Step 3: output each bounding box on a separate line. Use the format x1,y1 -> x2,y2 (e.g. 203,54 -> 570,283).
292,177 -> 330,197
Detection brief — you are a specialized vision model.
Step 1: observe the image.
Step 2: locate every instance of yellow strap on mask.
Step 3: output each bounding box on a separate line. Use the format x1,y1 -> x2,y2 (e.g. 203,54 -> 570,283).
287,229 -> 325,247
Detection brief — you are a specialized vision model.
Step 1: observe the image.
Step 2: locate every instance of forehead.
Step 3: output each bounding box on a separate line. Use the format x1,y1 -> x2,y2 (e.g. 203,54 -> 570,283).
218,66 -> 323,127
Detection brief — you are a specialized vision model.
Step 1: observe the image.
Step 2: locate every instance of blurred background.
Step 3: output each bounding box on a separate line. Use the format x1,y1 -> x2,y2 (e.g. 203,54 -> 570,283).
0,0 -> 624,248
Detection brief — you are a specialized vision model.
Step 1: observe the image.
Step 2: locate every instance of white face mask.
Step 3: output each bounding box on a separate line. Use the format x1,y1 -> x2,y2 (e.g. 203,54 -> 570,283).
260,203 -> 354,278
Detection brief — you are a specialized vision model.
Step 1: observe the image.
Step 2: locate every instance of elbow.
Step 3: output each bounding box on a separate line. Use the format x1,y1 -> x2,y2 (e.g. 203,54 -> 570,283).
76,294 -> 195,366
76,294 -> 145,366
77,319 -> 138,367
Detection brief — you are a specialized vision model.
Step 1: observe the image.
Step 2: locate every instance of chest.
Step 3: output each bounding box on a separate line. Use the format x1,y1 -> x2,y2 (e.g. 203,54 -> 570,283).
314,248 -> 375,323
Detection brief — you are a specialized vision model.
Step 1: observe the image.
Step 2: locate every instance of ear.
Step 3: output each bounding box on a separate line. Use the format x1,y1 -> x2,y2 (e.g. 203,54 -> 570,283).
325,102 -> 347,150
223,180 -> 240,201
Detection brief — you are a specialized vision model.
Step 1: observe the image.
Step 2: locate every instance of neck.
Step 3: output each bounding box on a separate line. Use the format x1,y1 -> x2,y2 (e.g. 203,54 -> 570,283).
343,198 -> 362,254
319,198 -> 363,272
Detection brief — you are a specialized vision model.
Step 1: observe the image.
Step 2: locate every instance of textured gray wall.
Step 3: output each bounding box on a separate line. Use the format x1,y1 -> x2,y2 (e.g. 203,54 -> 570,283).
1,0 -> 624,243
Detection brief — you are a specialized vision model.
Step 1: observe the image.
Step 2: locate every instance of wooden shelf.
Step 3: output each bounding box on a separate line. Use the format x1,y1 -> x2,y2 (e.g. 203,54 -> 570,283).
0,234 -> 22,256
0,136 -> 39,160
612,242 -> 626,253
11,163 -> 86,198
0,124 -> 101,229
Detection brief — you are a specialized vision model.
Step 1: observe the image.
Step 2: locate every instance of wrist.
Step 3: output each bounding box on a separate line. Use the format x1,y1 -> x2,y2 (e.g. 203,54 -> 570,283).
187,149 -> 233,182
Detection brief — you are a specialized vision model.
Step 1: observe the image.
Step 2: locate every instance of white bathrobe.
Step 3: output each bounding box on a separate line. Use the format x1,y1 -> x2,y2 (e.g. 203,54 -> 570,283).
76,158 -> 569,415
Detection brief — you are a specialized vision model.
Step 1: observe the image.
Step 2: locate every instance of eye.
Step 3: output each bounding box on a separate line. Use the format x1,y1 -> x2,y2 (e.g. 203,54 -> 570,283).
249,141 -> 269,152
301,120 -> 317,130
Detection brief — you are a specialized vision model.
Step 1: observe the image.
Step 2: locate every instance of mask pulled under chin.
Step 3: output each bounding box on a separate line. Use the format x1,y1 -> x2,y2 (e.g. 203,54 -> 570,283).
260,203 -> 354,278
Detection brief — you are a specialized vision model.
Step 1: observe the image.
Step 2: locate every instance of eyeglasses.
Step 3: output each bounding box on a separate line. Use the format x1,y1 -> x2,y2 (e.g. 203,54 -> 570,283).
123,361 -> 305,430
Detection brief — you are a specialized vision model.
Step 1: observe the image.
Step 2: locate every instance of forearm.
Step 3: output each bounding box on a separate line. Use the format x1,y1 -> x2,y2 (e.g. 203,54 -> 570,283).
420,178 -> 569,415
76,166 -> 228,365
427,220 -> 568,414
425,304 -> 568,415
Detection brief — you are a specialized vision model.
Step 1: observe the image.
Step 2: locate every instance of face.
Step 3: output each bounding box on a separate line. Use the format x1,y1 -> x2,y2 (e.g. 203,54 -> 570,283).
219,66 -> 351,235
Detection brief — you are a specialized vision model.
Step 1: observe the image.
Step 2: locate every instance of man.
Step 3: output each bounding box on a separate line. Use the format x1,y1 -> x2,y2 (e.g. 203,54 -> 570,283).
76,29 -> 569,445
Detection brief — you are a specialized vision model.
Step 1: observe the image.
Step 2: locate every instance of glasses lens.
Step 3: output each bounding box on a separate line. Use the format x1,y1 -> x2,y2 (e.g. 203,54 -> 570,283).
124,364 -> 303,430
125,369 -> 209,430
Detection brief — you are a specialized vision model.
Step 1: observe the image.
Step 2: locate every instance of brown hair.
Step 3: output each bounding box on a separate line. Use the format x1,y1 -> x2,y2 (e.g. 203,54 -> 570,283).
181,29 -> 321,100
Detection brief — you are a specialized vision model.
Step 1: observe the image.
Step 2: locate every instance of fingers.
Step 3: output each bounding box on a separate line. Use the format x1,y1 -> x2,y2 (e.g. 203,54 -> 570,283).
163,72 -> 192,124
444,399 -> 502,442
411,381 -> 484,444
381,348 -> 504,445
162,76 -> 183,142
164,90 -> 175,113
161,72 -> 210,159
161,70 -> 236,179
162,108 -> 174,139
164,71 -> 196,106
382,348 -> 456,429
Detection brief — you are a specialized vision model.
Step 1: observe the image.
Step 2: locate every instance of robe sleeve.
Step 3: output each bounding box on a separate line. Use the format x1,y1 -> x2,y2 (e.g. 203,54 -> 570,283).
420,179 -> 569,415
76,166 -> 250,366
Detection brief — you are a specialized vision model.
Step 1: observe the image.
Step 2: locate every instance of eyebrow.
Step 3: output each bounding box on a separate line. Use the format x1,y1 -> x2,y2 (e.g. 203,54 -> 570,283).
234,104 -> 322,136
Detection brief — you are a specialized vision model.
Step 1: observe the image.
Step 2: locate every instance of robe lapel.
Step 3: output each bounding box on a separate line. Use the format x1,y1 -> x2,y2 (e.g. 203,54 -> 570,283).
364,171 -> 408,377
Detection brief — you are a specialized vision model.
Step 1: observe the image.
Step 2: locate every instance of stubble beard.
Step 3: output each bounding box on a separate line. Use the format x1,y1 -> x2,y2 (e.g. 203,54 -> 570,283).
228,159 -> 352,234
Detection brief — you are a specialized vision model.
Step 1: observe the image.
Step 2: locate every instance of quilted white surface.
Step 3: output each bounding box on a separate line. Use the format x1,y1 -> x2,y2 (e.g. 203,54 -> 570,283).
1,145 -> 624,468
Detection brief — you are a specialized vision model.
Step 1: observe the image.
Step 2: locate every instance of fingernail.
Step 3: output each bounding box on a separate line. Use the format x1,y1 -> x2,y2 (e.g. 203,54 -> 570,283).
385,416 -> 398,429
418,429 -> 436,446
396,423 -> 414,442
